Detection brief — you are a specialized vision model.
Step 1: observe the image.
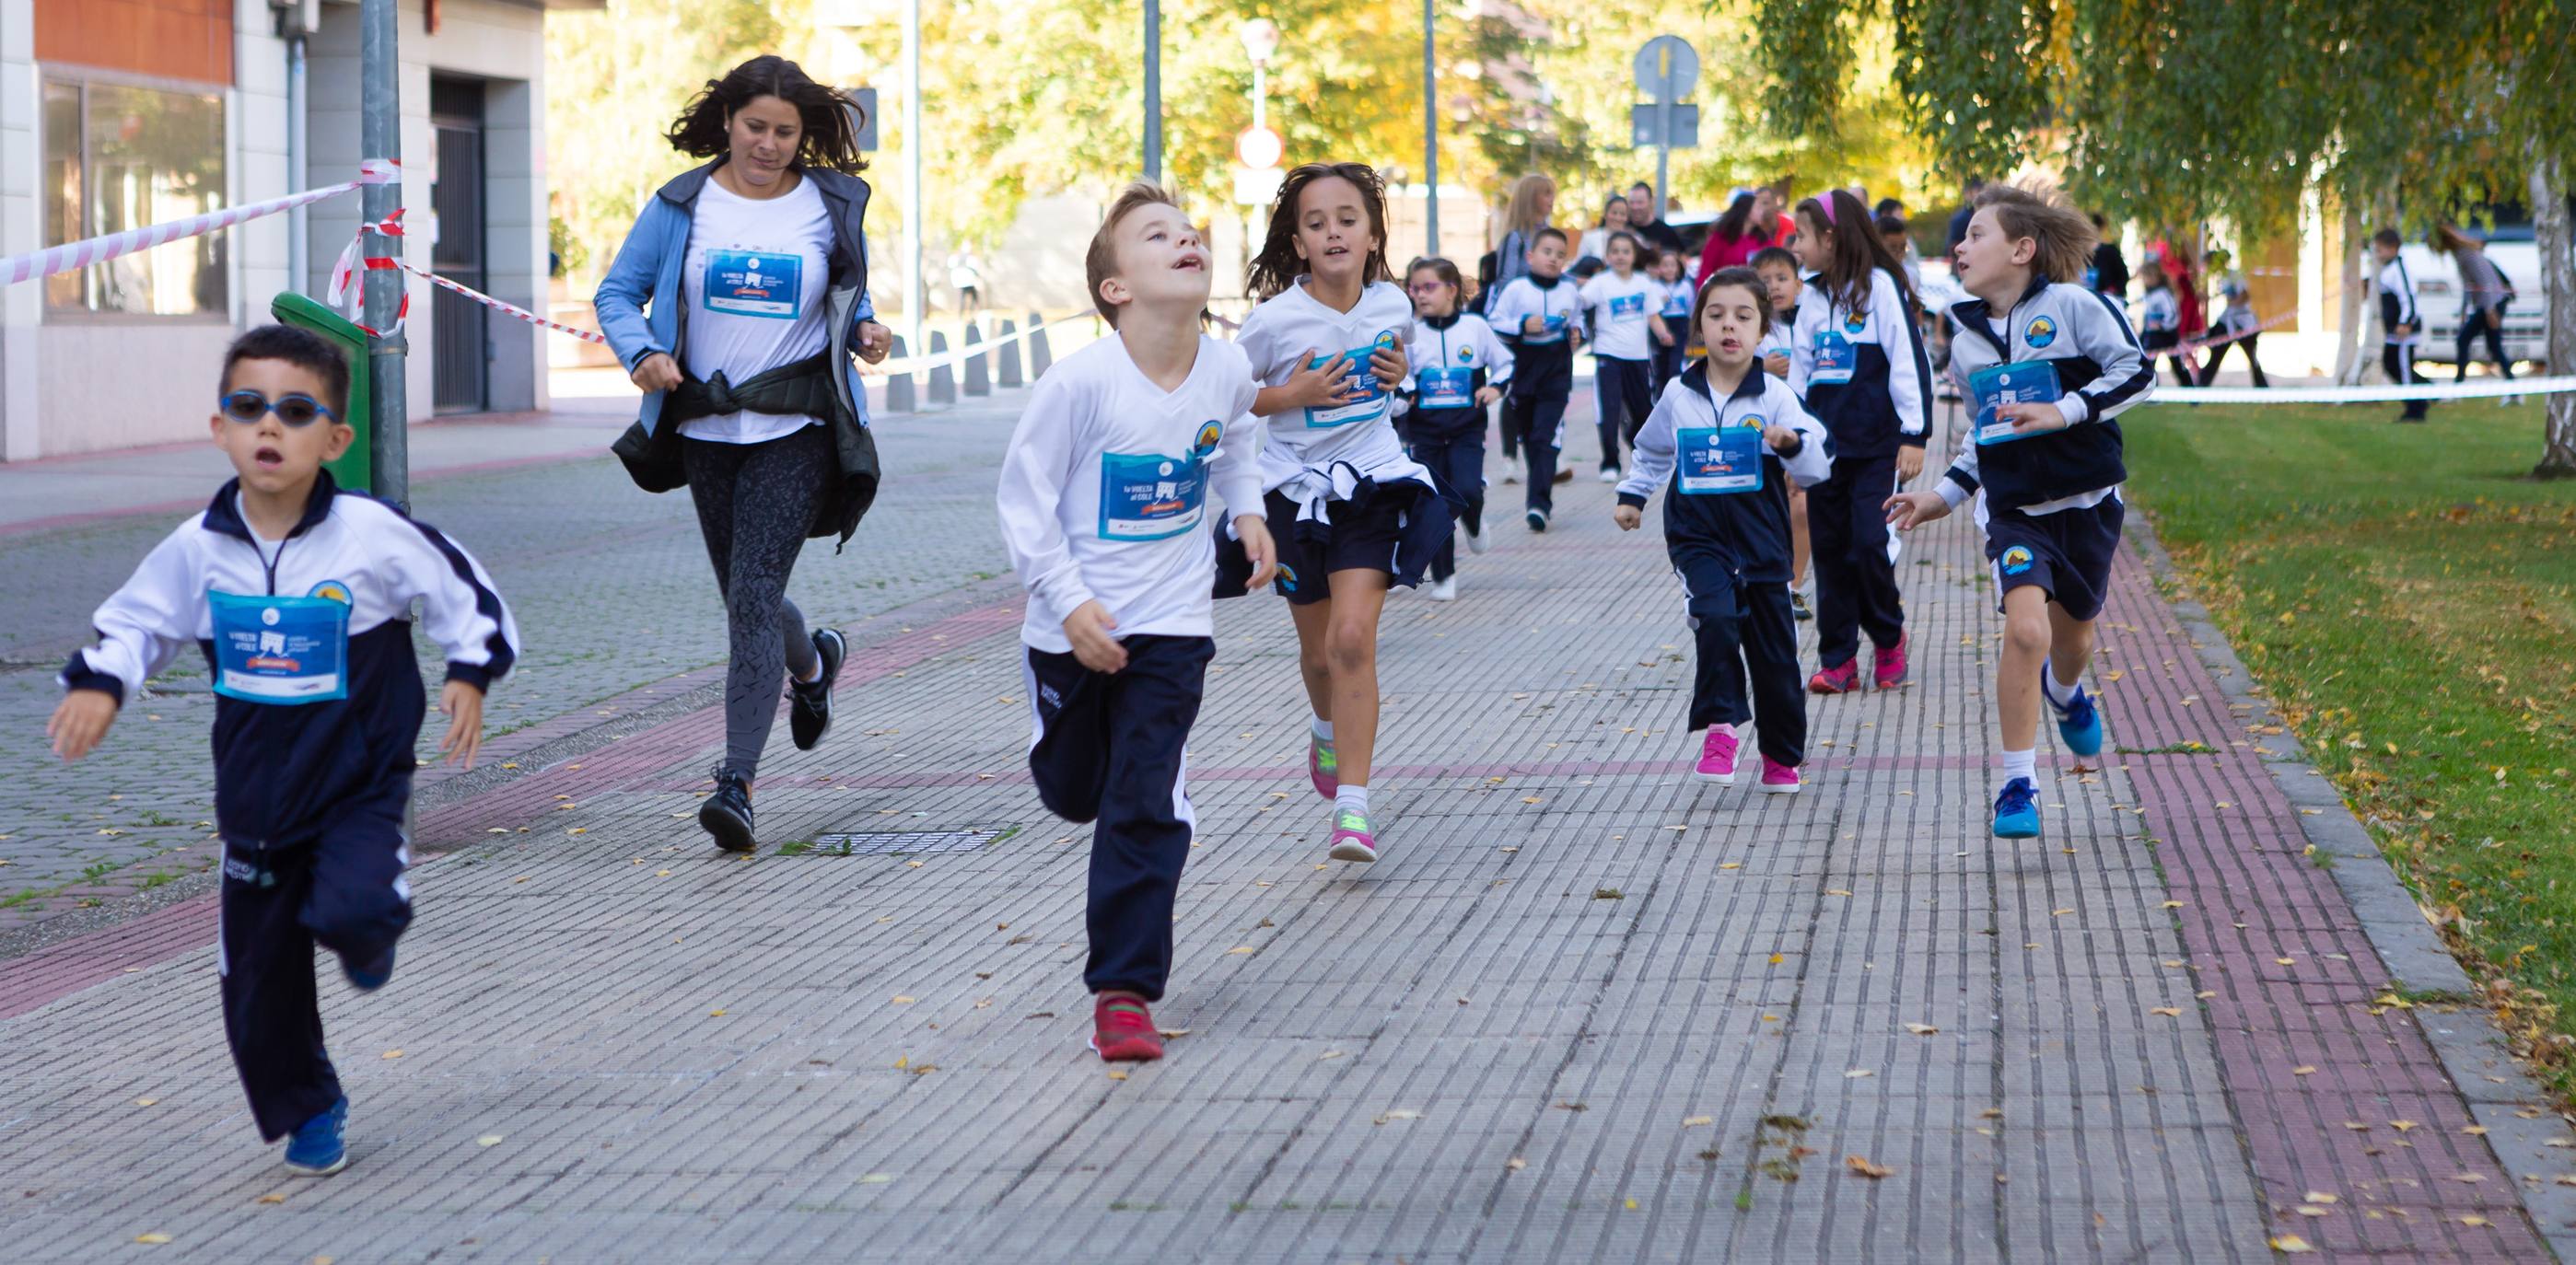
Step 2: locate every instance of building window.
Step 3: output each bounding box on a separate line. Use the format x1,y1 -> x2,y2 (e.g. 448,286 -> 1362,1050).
42,75 -> 228,318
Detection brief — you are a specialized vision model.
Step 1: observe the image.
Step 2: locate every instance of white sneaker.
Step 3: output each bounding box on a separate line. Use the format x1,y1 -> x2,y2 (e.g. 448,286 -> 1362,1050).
1427,575 -> 1457,601
1501,465 -> 1521,485
1597,467 -> 1620,484
1464,522 -> 1490,555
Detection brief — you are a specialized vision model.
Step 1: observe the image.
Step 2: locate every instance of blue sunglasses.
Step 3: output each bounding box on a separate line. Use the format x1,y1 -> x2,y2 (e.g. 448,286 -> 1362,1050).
218,390 -> 336,428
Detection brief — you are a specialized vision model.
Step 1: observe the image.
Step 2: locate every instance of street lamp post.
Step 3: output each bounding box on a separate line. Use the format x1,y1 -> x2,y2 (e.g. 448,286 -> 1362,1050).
1144,0 -> 1163,181
1241,17 -> 1277,137
1422,0 -> 1438,257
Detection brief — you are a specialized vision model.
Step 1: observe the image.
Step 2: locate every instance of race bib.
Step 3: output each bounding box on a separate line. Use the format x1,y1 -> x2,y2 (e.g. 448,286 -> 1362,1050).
1661,293 -> 1694,319
1607,292 -> 1647,320
1098,451 -> 1206,540
1303,334 -> 1396,428
1970,360 -> 2064,447
1676,425 -> 1764,495
702,249 -> 803,319
1523,311 -> 1569,345
208,588 -> 350,704
1417,366 -> 1474,410
1809,329 -> 1857,384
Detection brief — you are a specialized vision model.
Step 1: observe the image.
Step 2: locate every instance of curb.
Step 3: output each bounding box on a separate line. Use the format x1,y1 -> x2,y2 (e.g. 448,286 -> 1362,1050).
2126,513 -> 2576,1259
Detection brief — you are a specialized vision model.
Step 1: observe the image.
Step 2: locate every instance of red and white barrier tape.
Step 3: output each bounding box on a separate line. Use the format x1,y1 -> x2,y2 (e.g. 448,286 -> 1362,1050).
1,159 -> 400,288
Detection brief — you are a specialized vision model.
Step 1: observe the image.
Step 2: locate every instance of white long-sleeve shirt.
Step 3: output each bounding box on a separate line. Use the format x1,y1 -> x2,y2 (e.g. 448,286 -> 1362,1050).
1486,274 -> 1580,347
996,333 -> 1264,653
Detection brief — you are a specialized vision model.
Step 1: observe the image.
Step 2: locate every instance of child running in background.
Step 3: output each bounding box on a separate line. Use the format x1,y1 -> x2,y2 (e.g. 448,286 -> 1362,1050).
48,325 -> 519,1178
1884,181 -> 2154,840
1234,162 -> 1450,865
1396,256 -> 1514,602
1488,227 -> 1583,527
2134,259 -> 2197,388
1649,247 -> 1694,395
996,184 -> 1277,1061
1789,189 -> 1931,693
1614,267 -> 1830,792
1753,245 -> 1814,621
1579,231 -> 1670,482
2196,276 -> 2269,387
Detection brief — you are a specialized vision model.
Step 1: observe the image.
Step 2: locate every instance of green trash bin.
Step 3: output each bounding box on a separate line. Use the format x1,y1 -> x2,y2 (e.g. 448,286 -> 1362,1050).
270,291 -> 374,493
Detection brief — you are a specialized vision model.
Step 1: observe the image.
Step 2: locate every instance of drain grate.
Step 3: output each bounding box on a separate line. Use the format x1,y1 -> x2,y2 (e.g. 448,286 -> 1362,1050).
784,825 -> 1018,856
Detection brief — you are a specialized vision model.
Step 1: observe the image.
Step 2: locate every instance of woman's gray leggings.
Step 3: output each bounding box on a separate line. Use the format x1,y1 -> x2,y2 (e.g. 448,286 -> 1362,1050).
682,424 -> 829,778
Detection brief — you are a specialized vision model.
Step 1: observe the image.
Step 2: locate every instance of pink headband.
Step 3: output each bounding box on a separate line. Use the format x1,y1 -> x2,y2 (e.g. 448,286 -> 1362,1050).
1818,195 -> 1838,226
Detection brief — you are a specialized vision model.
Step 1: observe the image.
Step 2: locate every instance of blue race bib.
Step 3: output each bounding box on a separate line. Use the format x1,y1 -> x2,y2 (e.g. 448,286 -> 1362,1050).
1417,366 -> 1474,410
1098,451 -> 1206,540
1523,311 -> 1569,345
1810,329 -> 1856,384
1969,360 -> 2065,447
1677,425 -> 1764,495
209,589 -> 350,704
1303,334 -> 1396,428
703,249 -> 803,319
1661,292 -> 1694,319
1608,292 -> 1647,320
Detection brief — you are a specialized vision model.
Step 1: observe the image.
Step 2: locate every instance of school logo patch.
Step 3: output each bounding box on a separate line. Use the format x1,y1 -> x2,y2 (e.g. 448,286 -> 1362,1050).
306,579 -> 354,605
2024,316 -> 2058,349
1372,330 -> 1400,353
1739,412 -> 1767,432
1192,420 -> 1224,458
1275,563 -> 1300,594
2000,546 -> 2034,576
1458,346 -> 1476,364
1843,310 -> 1868,334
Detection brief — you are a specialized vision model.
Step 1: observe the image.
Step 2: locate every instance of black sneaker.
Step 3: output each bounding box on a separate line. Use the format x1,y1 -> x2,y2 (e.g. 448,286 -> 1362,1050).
788,628 -> 845,751
700,767 -> 755,853
1790,589 -> 1813,621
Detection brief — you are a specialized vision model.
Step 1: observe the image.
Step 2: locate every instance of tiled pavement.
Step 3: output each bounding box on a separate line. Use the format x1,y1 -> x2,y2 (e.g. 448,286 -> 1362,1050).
2,388 -> 2570,1262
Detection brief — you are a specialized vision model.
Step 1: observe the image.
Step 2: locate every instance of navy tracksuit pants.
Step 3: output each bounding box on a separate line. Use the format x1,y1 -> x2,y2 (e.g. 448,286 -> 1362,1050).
1024,634 -> 1211,1002
1805,452 -> 1908,670
1505,345 -> 1573,514
219,775 -> 414,1141
1593,355 -> 1653,471
1408,431 -> 1485,581
1675,552 -> 1807,766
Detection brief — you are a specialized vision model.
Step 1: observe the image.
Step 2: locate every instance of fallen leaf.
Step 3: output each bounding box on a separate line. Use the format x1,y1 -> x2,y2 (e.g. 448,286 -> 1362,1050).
134,1098 -> 157,1107
1226,946 -> 1255,955
2052,908 -> 2075,917
1719,862 -> 1743,870
476,1134 -> 503,1146
1845,1069 -> 1875,1079
1905,1023 -> 1939,1036
2460,1214 -> 2489,1227
2276,957 -> 2295,966
858,1173 -> 894,1184
2390,1120 -> 2419,1132
1521,797 -> 1544,805
2151,1007 -> 2182,1017
2293,1066 -> 2316,1076
2294,1205 -> 2328,1217
709,1010 -> 727,1017
1507,1157 -> 1527,1170
891,995 -> 916,1004
2344,1121 -> 2371,1131
1375,1108 -> 1421,1124
1825,889 -> 1854,898
1846,1155 -> 1893,1179
1767,953 -> 1784,965
2302,1192 -> 2339,1204
2454,1172 -> 2488,1183
2270,1235 -> 2314,1253
256,1192 -> 286,1204
1318,1050 -> 1346,1061
1683,1116 -> 1714,1127
135,1234 -> 172,1245
381,1049 -> 403,1060
2463,1125 -> 2489,1136
1979,1108 -> 2003,1120
1106,1070 -> 1127,1081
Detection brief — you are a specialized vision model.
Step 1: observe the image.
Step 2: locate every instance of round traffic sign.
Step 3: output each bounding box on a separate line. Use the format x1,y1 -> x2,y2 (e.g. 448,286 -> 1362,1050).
1633,35 -> 1700,101
1236,125 -> 1284,170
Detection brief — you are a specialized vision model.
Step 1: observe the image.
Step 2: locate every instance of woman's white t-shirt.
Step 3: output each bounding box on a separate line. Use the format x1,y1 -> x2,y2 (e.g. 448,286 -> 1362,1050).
679,176 -> 834,444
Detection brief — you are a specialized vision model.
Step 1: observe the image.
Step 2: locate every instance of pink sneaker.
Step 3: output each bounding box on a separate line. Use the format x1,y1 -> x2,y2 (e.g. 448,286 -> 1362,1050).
1326,808 -> 1378,863
1309,736 -> 1337,799
1807,660 -> 1859,694
1873,633 -> 1909,690
1757,758 -> 1801,794
1693,726 -> 1741,783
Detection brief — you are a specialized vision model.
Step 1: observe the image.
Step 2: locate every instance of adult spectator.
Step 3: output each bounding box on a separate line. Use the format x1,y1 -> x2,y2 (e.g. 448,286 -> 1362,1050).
1577,194 -> 1632,266
1626,182 -> 1685,255
1697,191 -> 1766,274
2086,213 -> 2129,296
1485,173 -> 1557,308
2437,224 -> 2518,382
1944,177 -> 1986,259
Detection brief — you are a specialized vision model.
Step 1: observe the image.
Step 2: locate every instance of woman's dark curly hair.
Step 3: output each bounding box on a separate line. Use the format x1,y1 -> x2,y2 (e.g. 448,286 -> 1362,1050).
665,54 -> 867,176
1246,162 -> 1395,301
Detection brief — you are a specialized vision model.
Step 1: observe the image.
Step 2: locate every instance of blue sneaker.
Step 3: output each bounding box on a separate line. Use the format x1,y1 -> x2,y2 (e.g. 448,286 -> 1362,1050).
1991,778 -> 2041,840
344,946 -> 394,992
283,1097 -> 349,1176
2047,672 -> 2104,758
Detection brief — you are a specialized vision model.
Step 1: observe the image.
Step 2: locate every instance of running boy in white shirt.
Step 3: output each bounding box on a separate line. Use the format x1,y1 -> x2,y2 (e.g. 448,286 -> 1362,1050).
1579,232 -> 1672,480
995,184 -> 1278,1061
1486,228 -> 1582,527
1884,181 -> 2154,841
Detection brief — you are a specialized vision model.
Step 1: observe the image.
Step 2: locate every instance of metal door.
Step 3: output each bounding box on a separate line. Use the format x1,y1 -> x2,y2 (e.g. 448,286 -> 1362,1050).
430,77 -> 487,413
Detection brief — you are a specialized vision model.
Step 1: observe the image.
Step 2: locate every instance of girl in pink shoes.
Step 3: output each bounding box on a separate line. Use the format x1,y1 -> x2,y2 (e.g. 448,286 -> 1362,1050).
1613,267 -> 1829,792
1233,163 -> 1450,865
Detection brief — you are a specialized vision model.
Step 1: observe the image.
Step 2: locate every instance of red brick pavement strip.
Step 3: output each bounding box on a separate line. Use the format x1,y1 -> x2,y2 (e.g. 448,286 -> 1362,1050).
652,753 -> 2092,793
2096,543 -> 2548,1259
0,593 -> 1029,1021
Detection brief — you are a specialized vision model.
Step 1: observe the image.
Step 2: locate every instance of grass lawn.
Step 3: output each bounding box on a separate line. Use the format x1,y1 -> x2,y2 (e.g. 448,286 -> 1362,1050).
2123,400 -> 2576,1084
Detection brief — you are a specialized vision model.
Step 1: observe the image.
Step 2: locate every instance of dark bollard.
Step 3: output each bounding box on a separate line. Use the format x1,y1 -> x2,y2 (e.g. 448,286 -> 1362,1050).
927,331 -> 957,407
883,334 -> 915,413
1028,310 -> 1053,379
997,319 -> 1024,388
963,320 -> 991,396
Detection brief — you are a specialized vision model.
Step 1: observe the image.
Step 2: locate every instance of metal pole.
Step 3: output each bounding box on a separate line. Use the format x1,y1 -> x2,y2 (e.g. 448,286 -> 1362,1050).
359,0 -> 407,510
1143,0 -> 1162,181
1252,64 -> 1265,135
1422,0 -> 1439,257
1655,101 -> 1672,216
903,0 -> 925,372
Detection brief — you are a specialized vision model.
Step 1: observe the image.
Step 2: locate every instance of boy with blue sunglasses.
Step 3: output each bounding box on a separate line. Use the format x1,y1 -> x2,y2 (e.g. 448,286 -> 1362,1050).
47,324 -> 519,1177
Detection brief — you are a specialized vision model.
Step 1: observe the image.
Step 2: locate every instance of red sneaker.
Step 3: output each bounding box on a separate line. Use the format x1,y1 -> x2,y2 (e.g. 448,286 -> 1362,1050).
1807,659 -> 1860,694
1873,633 -> 1910,690
1089,993 -> 1165,1062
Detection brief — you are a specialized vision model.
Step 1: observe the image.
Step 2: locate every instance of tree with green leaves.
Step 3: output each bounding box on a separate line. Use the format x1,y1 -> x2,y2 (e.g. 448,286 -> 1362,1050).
1742,0 -> 2576,477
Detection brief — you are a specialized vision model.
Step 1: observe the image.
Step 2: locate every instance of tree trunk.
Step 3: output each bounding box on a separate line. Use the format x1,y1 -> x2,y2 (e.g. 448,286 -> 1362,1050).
2334,201 -> 2368,385
2530,157 -> 2576,480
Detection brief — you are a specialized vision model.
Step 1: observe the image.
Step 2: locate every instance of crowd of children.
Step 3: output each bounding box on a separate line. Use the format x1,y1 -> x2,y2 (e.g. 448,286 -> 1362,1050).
41,157 -> 2167,1190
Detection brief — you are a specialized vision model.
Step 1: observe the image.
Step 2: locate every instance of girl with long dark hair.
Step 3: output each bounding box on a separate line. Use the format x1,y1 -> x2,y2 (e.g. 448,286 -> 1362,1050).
595,54 -> 892,853
1233,162 -> 1450,866
1787,188 -> 1930,695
